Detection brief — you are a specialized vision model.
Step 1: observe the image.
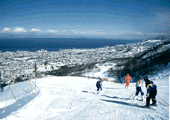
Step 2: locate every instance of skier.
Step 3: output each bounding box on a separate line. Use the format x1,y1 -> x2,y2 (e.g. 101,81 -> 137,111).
144,76 -> 157,108
119,77 -> 124,84
124,73 -> 132,89
96,78 -> 103,94
133,77 -> 144,100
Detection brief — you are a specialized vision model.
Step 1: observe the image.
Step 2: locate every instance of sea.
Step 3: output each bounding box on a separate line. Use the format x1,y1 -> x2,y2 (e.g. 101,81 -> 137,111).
0,38 -> 142,52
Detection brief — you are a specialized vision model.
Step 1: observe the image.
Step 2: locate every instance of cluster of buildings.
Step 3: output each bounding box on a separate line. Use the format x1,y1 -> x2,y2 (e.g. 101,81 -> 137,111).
0,38 -> 165,83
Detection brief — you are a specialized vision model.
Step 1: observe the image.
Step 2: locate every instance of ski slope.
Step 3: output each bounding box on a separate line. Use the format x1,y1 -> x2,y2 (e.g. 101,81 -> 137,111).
83,62 -> 116,81
0,64 -> 169,120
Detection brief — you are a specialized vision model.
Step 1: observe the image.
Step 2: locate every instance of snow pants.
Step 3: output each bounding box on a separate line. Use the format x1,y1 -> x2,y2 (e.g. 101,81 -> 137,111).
97,85 -> 102,91
135,87 -> 144,96
126,82 -> 130,86
146,88 -> 157,106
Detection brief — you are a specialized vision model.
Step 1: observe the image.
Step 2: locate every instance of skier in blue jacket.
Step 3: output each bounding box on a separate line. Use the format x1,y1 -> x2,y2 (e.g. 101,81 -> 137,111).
144,77 -> 157,107
96,78 -> 103,94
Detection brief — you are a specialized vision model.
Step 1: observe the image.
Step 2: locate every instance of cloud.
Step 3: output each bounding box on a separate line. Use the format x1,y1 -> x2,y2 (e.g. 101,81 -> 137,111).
148,33 -> 166,35
112,32 -> 123,35
63,30 -> 67,32
3,27 -> 11,32
70,30 -> 79,34
30,28 -> 41,32
46,29 -> 59,33
13,27 -> 27,32
101,32 -> 106,34
137,33 -> 142,35
71,30 -> 103,35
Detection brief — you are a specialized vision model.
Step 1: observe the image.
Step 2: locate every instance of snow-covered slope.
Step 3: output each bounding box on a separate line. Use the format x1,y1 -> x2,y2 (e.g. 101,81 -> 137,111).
0,64 -> 169,120
81,36 -> 170,80
83,62 -> 116,80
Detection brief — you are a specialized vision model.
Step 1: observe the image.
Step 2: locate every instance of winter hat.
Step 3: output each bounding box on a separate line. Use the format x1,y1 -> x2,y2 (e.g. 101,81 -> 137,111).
144,76 -> 150,87
144,76 -> 148,81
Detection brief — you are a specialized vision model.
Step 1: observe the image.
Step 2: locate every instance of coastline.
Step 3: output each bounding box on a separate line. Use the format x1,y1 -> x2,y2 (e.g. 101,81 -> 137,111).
0,38 -> 142,52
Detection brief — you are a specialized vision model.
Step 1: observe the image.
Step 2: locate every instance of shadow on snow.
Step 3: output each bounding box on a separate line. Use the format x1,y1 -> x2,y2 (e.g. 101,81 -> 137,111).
100,99 -> 149,109
82,90 -> 95,94
0,89 -> 40,119
101,95 -> 129,100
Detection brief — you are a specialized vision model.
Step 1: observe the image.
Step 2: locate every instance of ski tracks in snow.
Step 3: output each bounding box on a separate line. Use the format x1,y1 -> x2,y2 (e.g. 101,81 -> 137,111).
1,76 -> 169,120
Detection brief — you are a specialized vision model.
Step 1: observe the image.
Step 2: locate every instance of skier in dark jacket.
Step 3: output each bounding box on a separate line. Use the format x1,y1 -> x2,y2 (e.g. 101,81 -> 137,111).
96,78 -> 103,94
144,77 -> 157,107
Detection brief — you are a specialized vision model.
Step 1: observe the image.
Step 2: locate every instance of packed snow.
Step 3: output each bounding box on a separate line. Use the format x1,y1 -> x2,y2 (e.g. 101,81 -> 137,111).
0,64 -> 169,120
83,62 -> 116,81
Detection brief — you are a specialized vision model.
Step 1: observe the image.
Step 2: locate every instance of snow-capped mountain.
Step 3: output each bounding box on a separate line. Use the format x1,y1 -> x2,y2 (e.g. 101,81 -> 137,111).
81,35 -> 170,81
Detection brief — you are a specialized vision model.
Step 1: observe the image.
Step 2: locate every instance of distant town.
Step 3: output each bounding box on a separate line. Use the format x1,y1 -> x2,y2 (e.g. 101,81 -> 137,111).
0,37 -> 169,83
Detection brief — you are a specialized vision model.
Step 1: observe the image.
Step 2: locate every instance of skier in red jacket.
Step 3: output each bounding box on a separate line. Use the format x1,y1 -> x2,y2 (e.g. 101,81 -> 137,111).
124,73 -> 132,89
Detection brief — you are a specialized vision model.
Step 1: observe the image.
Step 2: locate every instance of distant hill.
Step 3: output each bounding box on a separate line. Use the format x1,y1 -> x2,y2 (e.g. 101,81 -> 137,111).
46,35 -> 170,82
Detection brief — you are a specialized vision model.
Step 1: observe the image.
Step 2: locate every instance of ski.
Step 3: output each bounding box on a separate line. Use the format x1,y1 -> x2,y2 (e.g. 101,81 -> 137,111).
131,104 -> 156,110
95,91 -> 107,95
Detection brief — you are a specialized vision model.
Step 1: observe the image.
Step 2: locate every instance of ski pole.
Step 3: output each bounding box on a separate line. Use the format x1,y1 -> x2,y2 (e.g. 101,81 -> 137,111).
157,101 -> 166,107
157,95 -> 169,106
126,91 -> 135,100
152,98 -> 167,107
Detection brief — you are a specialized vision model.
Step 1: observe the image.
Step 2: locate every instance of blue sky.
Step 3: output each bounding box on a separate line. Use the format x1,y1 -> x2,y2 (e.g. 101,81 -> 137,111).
0,0 -> 170,39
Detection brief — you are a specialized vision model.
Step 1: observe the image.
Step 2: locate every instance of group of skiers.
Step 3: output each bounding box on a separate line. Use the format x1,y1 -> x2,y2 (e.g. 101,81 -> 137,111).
133,75 -> 157,107
96,73 -> 157,108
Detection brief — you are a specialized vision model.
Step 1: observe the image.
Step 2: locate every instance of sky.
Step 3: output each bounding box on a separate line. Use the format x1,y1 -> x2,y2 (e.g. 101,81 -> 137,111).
0,0 -> 170,39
